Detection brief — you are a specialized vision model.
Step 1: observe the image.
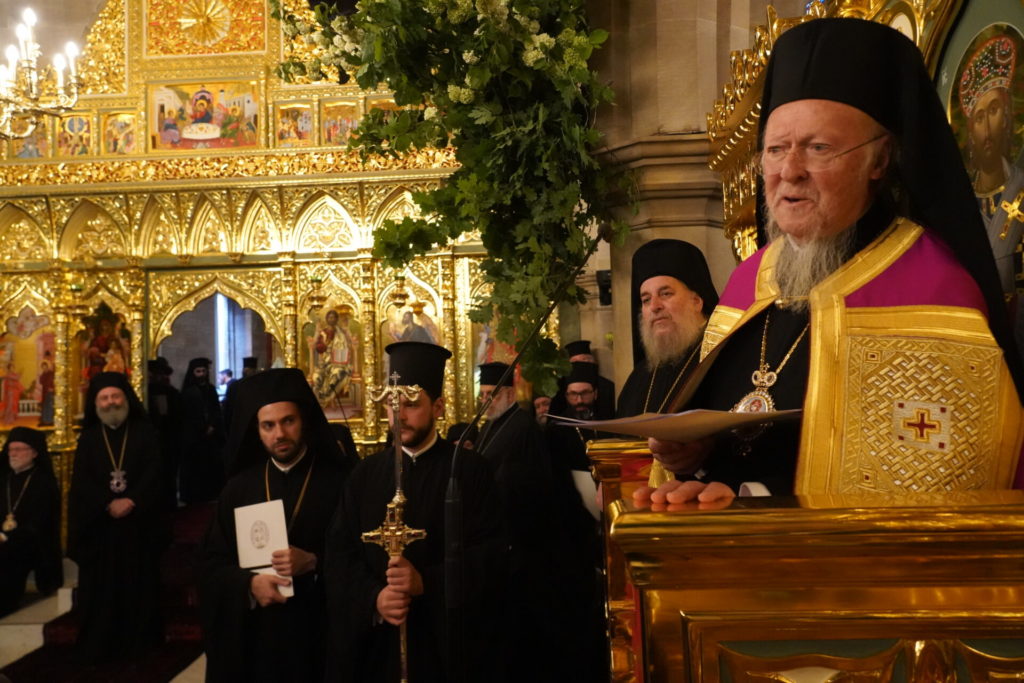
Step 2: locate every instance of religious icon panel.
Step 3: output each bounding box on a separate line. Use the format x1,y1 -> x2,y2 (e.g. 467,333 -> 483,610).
103,113 -> 138,156
0,307 -> 55,428
149,81 -> 260,151
321,100 -> 361,146
274,102 -> 315,148
938,1 -> 1024,362
302,302 -> 364,420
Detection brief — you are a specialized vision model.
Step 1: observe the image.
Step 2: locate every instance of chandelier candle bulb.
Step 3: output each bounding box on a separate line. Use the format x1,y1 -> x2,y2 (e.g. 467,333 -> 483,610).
52,53 -> 64,90
65,42 -> 77,77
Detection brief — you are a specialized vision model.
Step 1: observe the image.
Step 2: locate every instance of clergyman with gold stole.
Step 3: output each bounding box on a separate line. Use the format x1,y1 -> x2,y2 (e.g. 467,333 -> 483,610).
638,18 -> 1024,505
67,372 -> 164,662
324,341 -> 505,682
199,368 -> 356,682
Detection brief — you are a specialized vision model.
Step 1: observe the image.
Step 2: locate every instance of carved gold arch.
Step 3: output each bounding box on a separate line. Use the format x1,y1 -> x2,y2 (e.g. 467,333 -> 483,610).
139,196 -> 182,258
240,194 -> 280,253
294,193 -> 361,253
59,202 -> 131,261
188,197 -> 231,255
0,204 -> 52,262
148,270 -> 288,351
370,187 -> 422,230
0,279 -> 57,322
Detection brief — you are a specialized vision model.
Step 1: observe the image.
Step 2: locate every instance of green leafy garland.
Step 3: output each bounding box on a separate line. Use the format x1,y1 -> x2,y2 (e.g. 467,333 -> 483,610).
270,0 -> 628,393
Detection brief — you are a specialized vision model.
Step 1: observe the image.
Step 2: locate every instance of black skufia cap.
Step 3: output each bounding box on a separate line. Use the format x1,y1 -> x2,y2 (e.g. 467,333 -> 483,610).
385,342 -> 451,399
478,362 -> 513,388
565,361 -> 599,388
564,340 -> 592,357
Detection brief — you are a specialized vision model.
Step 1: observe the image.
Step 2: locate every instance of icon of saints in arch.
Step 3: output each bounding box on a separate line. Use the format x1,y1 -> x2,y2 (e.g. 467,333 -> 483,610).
306,304 -> 362,417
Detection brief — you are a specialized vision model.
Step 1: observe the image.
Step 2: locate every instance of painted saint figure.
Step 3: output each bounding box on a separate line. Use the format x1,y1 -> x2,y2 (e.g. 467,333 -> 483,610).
312,306 -> 357,405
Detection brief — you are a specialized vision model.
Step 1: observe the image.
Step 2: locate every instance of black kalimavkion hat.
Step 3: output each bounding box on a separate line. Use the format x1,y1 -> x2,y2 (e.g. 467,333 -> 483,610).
385,342 -> 451,400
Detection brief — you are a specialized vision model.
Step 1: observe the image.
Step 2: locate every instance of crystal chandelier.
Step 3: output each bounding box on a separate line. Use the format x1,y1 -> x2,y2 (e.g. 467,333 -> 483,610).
0,8 -> 81,140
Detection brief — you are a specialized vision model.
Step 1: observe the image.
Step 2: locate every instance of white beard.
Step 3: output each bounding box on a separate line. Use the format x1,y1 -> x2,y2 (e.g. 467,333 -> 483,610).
765,212 -> 857,312
638,307 -> 705,369
98,403 -> 129,429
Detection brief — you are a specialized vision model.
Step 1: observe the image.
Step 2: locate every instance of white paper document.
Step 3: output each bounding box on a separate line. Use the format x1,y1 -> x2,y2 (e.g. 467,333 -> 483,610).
235,499 -> 288,569
549,408 -> 802,442
235,499 -> 295,598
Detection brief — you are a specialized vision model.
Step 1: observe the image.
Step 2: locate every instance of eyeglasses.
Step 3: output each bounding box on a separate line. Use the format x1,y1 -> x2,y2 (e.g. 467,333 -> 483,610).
758,133 -> 888,175
565,389 -> 594,401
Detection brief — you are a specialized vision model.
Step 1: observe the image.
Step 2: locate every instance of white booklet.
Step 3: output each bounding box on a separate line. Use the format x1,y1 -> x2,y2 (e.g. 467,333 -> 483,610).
549,408 -> 802,442
234,499 -> 294,598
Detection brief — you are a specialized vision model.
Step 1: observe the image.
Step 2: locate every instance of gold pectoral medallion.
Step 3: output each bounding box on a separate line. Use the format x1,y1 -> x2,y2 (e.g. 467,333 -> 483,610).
2,513 -> 16,532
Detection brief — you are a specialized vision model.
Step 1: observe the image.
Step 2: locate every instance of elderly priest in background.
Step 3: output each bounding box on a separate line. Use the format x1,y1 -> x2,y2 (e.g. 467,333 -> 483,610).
638,18 -> 1024,506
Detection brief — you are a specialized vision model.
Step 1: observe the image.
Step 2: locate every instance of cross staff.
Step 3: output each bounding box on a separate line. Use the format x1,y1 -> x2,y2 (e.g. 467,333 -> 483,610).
364,372 -> 425,683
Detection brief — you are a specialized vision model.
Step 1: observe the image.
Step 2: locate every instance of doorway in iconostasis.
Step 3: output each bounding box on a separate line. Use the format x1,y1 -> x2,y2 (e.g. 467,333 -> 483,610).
300,300 -> 365,422
0,306 -> 56,428
158,293 -> 281,401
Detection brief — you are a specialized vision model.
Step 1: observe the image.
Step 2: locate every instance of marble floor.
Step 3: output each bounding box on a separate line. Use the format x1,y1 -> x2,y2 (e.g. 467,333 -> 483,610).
0,560 -> 205,681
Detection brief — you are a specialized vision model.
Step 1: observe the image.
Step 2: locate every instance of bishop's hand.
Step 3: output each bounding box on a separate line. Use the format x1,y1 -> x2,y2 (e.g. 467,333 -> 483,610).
633,479 -> 735,510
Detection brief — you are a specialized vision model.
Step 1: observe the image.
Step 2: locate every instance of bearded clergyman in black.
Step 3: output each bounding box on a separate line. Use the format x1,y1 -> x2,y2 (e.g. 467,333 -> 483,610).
324,341 -> 506,683
616,239 -> 719,417
199,368 -> 356,683
0,427 -> 63,617
68,372 -> 164,662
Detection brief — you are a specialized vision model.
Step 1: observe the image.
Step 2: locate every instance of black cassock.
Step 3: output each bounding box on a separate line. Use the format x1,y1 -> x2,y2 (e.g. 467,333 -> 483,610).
199,450 -> 347,683
325,437 -> 506,683
67,418 -> 164,662
179,382 -> 225,503
0,465 -> 62,617
478,404 -> 601,681
616,355 -> 695,418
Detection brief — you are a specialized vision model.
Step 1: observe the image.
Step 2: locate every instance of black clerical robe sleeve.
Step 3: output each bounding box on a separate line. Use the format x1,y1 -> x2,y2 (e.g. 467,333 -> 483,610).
198,473 -> 262,682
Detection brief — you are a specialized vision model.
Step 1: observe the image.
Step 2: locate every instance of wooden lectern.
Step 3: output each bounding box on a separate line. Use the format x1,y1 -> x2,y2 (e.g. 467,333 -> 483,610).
599,476 -> 1024,682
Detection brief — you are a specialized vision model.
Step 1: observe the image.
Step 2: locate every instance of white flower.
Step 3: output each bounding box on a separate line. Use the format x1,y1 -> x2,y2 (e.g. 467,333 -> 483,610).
463,50 -> 479,65
424,106 -> 438,120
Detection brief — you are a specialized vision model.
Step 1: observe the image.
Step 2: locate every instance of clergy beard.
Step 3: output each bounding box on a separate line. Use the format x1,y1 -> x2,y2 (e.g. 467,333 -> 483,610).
268,438 -> 304,466
98,403 -> 129,429
765,213 -> 857,312
401,420 -> 435,451
639,308 -> 705,370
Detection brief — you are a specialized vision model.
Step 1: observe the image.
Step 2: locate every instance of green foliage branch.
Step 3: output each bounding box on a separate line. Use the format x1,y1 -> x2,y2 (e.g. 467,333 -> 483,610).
270,0 -> 628,393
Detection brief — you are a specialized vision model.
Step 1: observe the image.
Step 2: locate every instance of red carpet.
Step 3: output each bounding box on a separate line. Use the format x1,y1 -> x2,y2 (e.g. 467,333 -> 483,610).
1,503 -> 214,682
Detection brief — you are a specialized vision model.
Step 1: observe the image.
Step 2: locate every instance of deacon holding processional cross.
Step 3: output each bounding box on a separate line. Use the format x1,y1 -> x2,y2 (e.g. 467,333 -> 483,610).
363,371 -> 427,683
324,341 -> 507,683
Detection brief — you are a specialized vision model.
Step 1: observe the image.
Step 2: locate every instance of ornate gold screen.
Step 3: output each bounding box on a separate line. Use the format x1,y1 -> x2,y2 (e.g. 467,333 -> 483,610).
0,0 -> 499,479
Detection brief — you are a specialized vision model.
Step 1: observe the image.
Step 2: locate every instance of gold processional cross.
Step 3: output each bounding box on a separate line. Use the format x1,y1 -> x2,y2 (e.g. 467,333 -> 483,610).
363,372 -> 426,683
